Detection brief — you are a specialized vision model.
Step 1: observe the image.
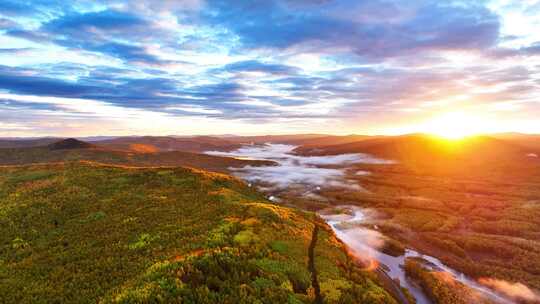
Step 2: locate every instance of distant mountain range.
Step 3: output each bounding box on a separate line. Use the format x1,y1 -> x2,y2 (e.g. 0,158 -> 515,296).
1,133 -> 538,175
0,138 -> 274,173
296,133 -> 539,159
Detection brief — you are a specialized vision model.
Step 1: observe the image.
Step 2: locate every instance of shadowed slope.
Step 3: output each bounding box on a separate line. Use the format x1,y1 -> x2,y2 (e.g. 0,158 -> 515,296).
96,136 -> 242,153
0,138 -> 61,149
48,138 -> 96,150
0,142 -> 274,174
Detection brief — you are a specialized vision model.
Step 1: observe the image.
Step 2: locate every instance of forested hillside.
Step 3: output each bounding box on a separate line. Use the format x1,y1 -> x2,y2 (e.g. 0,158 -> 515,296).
0,162 -> 395,303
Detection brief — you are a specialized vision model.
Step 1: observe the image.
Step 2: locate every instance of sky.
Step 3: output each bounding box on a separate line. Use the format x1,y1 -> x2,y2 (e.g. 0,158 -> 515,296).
1,0 -> 540,137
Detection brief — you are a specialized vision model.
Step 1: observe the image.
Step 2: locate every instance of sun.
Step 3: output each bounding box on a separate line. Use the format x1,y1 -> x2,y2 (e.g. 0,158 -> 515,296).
426,112 -> 481,139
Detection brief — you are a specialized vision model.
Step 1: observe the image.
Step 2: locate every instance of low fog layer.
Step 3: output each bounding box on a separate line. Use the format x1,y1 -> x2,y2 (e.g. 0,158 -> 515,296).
479,278 -> 540,303
356,170 -> 372,176
321,206 -> 520,304
206,144 -> 393,190
320,206 -> 431,304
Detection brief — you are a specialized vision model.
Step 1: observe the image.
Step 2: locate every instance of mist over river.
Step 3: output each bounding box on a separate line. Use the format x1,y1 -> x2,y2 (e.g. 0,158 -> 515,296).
206,143 -> 392,191
206,143 -> 515,304
321,206 -> 513,304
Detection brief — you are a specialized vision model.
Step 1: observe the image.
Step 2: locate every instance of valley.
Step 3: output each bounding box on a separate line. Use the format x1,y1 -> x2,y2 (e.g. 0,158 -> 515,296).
3,1 -> 540,303
1,134 -> 539,303
203,135 -> 540,304
209,144 -> 539,303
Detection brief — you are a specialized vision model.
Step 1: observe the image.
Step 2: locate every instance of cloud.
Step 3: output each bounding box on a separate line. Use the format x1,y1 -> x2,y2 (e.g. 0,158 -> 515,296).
204,0 -> 500,59
488,43 -> 540,59
0,48 -> 35,55
5,29 -> 51,43
0,0 -> 42,16
0,17 -> 18,29
83,42 -> 162,64
0,0 -> 69,20
0,70 -> 98,97
34,10 -> 168,64
0,122 -> 32,131
5,7 -> 193,66
522,42 -> 540,55
0,65 -> 290,121
220,60 -> 300,75
43,10 -> 145,33
1,1 -> 539,135
0,97 -> 65,112
109,0 -> 204,15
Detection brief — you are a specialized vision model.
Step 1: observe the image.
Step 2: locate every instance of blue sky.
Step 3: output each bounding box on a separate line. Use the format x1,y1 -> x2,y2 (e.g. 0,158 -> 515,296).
1,0 -> 539,136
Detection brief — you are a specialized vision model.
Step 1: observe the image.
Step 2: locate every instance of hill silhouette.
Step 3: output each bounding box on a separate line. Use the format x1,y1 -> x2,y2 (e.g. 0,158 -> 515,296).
48,138 -> 95,150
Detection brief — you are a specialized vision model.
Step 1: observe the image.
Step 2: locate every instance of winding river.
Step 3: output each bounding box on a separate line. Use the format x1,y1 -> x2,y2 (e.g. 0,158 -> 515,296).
206,144 -> 514,304
321,206 -> 513,304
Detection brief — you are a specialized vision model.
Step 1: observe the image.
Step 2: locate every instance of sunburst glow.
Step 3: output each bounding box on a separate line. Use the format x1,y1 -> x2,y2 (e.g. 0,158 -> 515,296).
426,112 -> 484,139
